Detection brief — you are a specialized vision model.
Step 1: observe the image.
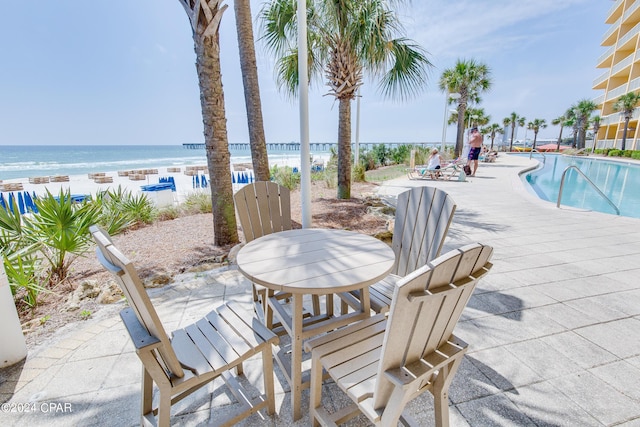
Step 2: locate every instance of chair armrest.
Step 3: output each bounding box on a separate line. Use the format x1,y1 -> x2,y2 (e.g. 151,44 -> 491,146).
120,308 -> 161,351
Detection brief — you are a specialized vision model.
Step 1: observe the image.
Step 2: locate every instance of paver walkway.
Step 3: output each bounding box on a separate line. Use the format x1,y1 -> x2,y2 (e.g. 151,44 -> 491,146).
1,154 -> 639,426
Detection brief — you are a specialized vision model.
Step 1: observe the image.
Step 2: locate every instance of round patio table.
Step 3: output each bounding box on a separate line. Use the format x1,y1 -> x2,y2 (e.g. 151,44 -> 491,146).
236,228 -> 395,421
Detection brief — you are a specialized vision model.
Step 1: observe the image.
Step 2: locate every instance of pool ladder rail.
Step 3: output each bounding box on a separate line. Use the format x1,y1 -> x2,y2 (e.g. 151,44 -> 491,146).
557,165 -> 620,215
529,149 -> 546,163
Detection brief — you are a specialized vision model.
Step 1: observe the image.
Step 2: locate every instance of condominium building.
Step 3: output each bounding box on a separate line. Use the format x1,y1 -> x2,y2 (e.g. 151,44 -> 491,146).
593,0 -> 640,150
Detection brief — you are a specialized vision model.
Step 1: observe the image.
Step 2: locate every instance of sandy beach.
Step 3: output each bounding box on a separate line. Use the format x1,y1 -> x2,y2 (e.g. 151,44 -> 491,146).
0,153 -> 330,207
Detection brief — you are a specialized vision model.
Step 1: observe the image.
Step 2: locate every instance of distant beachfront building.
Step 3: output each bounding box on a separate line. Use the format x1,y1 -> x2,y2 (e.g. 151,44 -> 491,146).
593,0 -> 640,150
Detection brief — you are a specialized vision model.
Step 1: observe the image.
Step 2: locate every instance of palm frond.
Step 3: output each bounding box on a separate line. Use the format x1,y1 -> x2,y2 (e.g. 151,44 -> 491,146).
378,38 -> 431,101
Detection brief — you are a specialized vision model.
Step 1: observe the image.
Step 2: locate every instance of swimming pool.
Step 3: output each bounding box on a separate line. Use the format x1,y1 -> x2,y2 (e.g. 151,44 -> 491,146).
519,153 -> 640,219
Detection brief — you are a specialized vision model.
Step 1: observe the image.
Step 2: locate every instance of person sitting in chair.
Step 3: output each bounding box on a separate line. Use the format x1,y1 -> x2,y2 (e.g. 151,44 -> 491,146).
426,148 -> 442,177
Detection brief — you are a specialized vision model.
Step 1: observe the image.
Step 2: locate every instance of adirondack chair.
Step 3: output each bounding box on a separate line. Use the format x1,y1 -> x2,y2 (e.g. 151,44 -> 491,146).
89,226 -> 279,427
341,186 -> 456,314
234,181 -> 320,325
306,243 -> 493,427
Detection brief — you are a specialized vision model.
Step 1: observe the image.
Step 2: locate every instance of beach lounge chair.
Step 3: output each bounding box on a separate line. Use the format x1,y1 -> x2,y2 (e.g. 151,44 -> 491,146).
90,226 -> 279,427
306,243 -> 493,427
341,186 -> 456,314
233,181 -> 320,326
408,160 -> 461,181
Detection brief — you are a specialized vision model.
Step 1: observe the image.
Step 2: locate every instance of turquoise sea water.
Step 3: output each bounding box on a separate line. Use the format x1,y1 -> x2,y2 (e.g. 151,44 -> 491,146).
520,153 -> 640,219
0,145 -> 325,181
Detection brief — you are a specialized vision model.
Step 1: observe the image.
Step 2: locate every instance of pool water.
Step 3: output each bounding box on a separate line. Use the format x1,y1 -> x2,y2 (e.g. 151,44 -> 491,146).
520,153 -> 640,219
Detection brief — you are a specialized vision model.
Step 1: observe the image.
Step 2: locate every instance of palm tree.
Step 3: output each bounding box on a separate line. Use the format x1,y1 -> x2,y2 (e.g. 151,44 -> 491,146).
613,91 -> 640,150
592,115 -> 601,152
552,113 -> 567,151
467,107 -> 490,128
178,0 -> 238,246
261,0 -> 432,199
527,118 -> 547,150
503,112 -> 524,152
574,99 -> 598,150
565,107 -> 579,148
440,59 -> 492,158
234,0 -> 270,181
483,123 -> 503,150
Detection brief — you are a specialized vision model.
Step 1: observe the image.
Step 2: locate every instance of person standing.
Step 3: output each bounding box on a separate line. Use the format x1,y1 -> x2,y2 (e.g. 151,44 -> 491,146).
467,127 -> 483,176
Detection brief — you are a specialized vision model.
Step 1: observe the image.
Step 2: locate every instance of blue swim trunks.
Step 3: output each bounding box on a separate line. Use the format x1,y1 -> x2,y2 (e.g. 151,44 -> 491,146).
468,147 -> 481,160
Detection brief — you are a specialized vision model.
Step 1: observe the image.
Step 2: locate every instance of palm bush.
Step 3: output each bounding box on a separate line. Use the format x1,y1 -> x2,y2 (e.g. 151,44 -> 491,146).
0,198 -> 45,306
26,189 -> 102,284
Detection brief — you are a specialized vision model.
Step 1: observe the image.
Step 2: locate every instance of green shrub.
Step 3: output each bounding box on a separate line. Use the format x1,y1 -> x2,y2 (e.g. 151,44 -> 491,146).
270,165 -> 300,190
352,164 -> 366,182
632,151 -> 640,160
608,149 -> 622,157
182,192 -> 212,215
156,205 -> 181,221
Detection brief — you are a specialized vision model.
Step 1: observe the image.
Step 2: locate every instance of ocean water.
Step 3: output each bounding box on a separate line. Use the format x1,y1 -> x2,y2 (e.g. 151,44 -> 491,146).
0,145 -> 327,181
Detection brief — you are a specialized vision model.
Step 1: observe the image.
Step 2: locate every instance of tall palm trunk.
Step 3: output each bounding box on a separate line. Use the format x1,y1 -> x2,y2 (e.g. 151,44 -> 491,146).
578,125 -> 586,150
455,103 -> 466,158
180,0 -> 238,246
621,116 -> 630,150
556,125 -> 564,151
509,124 -> 516,152
233,0 -> 270,181
532,131 -> 538,150
337,98 -> 352,199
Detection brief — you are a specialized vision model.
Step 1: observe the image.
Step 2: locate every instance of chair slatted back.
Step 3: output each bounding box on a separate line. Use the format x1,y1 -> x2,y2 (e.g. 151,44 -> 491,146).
373,243 -> 493,409
392,187 -> 456,277
89,225 -> 184,378
234,181 -> 292,242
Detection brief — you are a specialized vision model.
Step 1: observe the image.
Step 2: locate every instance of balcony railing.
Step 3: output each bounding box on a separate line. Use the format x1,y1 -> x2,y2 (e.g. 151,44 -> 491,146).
611,52 -> 634,75
593,70 -> 610,87
629,77 -> 640,92
597,45 -> 616,65
606,84 -> 628,101
594,93 -> 606,105
603,16 -> 621,43
608,0 -> 624,20
623,0 -> 640,24
618,21 -> 640,46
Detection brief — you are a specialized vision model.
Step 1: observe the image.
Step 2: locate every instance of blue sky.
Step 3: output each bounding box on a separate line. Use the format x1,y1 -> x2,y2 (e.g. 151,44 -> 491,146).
0,0 -> 610,146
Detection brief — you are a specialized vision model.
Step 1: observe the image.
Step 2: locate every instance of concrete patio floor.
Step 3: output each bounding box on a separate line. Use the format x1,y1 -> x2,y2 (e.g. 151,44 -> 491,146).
1,154 -> 640,426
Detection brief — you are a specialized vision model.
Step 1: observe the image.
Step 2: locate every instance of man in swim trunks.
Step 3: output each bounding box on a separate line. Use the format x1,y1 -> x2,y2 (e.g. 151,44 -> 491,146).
467,127 -> 483,176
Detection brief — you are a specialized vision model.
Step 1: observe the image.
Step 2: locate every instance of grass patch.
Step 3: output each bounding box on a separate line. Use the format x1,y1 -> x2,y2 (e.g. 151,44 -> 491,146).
365,165 -> 407,183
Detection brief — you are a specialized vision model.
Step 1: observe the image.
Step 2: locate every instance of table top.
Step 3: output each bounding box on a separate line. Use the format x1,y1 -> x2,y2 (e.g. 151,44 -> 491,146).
236,228 -> 395,294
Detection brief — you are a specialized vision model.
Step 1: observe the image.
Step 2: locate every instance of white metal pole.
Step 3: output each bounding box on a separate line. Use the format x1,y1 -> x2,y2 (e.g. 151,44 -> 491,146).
298,0 -> 311,228
440,91 -> 448,153
355,88 -> 361,167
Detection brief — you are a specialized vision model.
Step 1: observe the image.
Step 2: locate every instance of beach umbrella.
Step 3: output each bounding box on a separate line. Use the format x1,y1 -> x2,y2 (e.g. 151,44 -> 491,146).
0,193 -> 6,211
192,175 -> 196,188
232,172 -> 236,184
201,175 -> 208,188
8,193 -> 15,213
17,192 -> 25,214
25,192 -> 37,213
249,171 -> 254,183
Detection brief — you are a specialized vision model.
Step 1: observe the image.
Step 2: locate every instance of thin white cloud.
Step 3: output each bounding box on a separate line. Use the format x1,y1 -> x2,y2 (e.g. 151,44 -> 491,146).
407,0 -> 589,59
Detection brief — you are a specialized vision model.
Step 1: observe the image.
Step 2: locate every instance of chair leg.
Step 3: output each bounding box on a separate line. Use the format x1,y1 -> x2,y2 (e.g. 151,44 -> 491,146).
141,366 -> 153,419
309,354 -> 324,427
157,387 -> 172,427
434,360 -> 459,427
262,345 -> 276,415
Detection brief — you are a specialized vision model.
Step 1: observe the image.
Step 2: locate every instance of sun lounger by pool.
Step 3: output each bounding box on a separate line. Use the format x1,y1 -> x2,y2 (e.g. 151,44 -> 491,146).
407,161 -> 461,181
